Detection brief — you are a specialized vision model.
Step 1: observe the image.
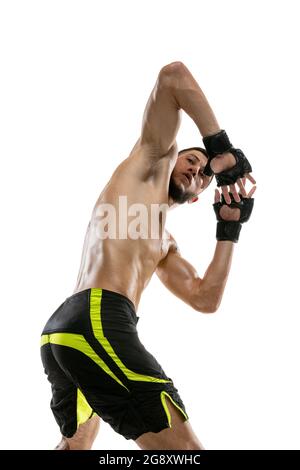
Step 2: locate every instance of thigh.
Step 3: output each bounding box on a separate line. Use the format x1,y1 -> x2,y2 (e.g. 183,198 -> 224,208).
41,342 -> 79,437
135,396 -> 204,450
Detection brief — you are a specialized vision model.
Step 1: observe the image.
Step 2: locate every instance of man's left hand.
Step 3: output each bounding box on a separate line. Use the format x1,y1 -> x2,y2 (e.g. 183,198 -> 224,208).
210,150 -> 256,204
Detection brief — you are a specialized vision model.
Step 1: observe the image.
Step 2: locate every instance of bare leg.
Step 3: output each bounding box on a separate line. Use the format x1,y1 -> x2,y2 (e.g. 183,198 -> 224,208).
135,396 -> 205,450
55,414 -> 100,450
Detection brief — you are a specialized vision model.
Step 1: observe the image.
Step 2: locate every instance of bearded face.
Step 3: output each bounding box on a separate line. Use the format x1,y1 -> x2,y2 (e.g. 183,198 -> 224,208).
168,149 -> 212,204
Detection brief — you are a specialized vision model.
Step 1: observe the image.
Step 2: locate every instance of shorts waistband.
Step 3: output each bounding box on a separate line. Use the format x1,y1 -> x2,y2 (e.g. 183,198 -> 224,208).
66,288 -> 134,308
66,288 -> 139,323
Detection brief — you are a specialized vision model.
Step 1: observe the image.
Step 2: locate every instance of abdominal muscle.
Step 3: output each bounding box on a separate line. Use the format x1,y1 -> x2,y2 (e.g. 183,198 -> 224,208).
73,230 -> 165,311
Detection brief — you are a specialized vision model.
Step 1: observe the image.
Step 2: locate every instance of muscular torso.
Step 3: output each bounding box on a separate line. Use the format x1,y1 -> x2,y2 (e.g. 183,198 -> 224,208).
73,139 -> 178,311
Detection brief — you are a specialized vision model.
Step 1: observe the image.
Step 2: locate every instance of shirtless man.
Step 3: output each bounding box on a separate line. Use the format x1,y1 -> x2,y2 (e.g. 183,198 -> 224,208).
40,61 -> 256,450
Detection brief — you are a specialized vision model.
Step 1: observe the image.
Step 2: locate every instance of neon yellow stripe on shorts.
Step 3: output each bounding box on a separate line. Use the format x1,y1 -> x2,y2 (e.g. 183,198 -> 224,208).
77,388 -> 93,427
160,391 -> 188,427
43,332 -> 129,391
40,334 -> 49,347
90,288 -> 171,384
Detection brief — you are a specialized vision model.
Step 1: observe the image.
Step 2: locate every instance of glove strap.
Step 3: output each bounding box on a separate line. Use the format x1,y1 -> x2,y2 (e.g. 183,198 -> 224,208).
203,130 -> 233,176
203,130 -> 233,157
216,221 -> 242,243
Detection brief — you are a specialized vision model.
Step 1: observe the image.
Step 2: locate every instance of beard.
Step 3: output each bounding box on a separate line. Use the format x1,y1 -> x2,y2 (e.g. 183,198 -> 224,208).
168,176 -> 192,204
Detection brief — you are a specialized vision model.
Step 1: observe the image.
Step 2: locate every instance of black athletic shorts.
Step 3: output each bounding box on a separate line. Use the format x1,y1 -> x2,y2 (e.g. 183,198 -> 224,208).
40,288 -> 189,440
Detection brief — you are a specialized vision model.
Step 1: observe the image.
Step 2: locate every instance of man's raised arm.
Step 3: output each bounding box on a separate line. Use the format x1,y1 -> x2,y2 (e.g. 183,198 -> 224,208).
139,61 -> 221,157
138,62 -> 255,199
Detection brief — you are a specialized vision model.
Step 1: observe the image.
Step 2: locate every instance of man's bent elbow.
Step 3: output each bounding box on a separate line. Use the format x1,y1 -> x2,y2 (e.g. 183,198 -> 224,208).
191,302 -> 219,314
159,61 -> 188,87
161,61 -> 187,73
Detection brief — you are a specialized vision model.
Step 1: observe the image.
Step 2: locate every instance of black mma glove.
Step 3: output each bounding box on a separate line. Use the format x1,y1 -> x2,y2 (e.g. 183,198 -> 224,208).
203,130 -> 252,186
213,193 -> 254,243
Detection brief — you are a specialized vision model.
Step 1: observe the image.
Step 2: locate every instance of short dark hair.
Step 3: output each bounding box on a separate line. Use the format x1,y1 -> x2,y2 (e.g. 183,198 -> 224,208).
178,146 -> 208,158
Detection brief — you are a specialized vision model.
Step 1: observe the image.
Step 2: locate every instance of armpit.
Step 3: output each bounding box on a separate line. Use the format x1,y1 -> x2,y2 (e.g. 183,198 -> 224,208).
164,230 -> 181,255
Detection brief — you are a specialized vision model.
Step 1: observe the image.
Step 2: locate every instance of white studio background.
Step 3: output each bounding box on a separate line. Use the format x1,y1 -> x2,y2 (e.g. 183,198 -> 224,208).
0,0 -> 299,450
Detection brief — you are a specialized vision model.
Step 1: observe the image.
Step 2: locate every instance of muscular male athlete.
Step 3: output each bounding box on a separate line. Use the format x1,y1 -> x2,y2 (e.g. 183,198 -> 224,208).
40,62 -> 256,450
